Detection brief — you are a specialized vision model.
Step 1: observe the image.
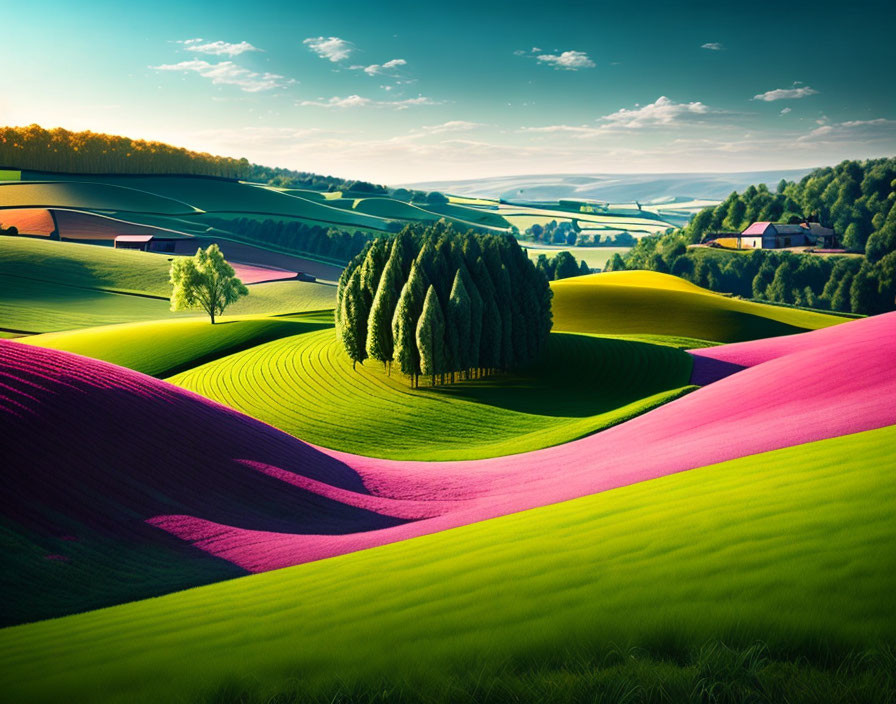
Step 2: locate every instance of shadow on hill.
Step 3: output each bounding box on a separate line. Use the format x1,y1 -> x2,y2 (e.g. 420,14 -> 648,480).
1,341 -> 405,624
429,333 -> 694,417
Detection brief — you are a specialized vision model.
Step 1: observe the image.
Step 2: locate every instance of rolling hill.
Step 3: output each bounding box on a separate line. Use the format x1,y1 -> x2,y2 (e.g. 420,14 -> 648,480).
2,312 -> 893,625
22,315 -> 332,378
0,237 -> 336,333
168,328 -> 696,460
0,417 -> 892,703
551,270 -> 847,342
407,169 -> 814,202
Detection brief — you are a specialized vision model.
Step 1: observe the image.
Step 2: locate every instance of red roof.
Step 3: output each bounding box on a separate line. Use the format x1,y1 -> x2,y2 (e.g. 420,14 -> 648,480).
741,222 -> 772,235
114,235 -> 153,243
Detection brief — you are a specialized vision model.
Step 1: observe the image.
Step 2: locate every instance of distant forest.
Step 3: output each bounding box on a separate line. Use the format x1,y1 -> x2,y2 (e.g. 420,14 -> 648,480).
203,217 -> 372,262
606,158 -> 896,316
685,158 -> 896,255
0,125 -> 385,193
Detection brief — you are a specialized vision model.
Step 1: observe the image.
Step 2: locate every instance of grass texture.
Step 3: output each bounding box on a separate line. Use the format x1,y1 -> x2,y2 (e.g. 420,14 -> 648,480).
169,329 -> 695,460
551,270 -> 846,342
0,236 -> 173,296
23,315 -> 331,377
0,424 -> 892,704
0,238 -> 336,333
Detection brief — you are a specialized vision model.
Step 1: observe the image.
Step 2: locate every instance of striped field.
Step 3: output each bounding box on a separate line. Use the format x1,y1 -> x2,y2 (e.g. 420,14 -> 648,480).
169,328 -> 696,460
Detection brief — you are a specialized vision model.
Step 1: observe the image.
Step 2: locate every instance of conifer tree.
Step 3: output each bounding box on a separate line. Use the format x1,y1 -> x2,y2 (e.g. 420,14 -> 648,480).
459,266 -> 483,375
366,243 -> 403,368
392,260 -> 429,383
338,268 -> 369,369
473,258 -> 502,372
416,285 -> 446,385
447,271 -> 472,376
360,239 -> 388,305
496,265 -> 514,369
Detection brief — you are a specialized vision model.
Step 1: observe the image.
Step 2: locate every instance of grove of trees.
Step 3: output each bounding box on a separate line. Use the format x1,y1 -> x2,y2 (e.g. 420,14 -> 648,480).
522,220 -> 638,248
684,158 -> 896,254
534,251 -> 591,281
0,125 -> 250,177
606,230 -> 896,316
0,125 -> 387,193
335,223 -> 553,385
605,158 -> 896,316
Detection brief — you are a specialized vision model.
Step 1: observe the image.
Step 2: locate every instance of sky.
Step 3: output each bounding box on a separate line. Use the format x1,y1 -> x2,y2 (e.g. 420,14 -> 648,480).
1,0 -> 894,184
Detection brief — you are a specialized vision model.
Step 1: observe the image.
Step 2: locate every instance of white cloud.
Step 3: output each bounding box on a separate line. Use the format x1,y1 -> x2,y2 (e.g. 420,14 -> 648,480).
299,95 -> 438,109
303,36 -> 353,62
600,96 -> 712,128
419,121 -> 482,134
780,107 -> 792,115
753,85 -> 818,101
701,42 -> 724,51
798,118 -> 896,142
355,58 -> 407,75
151,60 -> 290,92
519,124 -> 600,136
518,97 -> 721,138
535,50 -> 595,70
183,40 -> 261,57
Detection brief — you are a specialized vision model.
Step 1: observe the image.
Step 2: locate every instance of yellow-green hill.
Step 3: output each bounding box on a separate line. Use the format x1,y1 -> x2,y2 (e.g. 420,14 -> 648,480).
551,270 -> 847,342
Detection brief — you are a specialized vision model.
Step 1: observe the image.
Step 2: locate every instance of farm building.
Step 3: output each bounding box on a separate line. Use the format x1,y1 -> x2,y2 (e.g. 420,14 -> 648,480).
803,221 -> 838,248
739,222 -> 811,249
114,235 -> 180,252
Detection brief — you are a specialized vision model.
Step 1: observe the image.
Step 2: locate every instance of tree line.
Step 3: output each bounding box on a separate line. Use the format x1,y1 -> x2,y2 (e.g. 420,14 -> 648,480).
522,220 -> 638,248
685,158 -> 896,255
335,223 -> 553,385
605,158 -> 896,316
533,251 -> 591,281
0,125 -> 250,177
0,125 -> 388,193
203,217 -> 372,263
606,229 -> 896,316
245,164 -> 387,194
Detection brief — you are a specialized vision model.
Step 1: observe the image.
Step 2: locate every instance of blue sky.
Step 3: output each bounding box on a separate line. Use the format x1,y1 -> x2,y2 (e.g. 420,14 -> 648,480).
1,0 -> 894,183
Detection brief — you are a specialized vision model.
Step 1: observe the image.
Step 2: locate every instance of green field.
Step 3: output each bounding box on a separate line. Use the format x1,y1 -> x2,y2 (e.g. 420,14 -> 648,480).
170,328 -> 695,460
0,180 -> 197,214
0,236 -> 173,296
0,238 -> 336,333
551,271 -> 847,342
1,425 -> 892,704
2,172 -> 724,244
23,315 -> 332,377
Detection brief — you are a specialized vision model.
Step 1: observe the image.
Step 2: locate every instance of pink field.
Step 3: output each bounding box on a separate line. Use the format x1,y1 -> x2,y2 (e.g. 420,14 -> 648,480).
52,208 -> 189,240
228,262 -> 298,285
688,312 -> 884,384
2,311 -> 895,576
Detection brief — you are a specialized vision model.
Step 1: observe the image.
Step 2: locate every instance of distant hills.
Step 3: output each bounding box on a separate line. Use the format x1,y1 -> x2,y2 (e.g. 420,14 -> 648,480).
406,169 -> 815,203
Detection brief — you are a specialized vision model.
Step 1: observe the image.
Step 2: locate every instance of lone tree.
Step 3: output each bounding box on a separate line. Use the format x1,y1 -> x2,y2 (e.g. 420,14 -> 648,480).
169,244 -> 248,324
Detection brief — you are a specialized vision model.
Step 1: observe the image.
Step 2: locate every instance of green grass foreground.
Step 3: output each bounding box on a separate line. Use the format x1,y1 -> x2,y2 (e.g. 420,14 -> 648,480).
1,425 -> 892,703
169,328 -> 696,460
